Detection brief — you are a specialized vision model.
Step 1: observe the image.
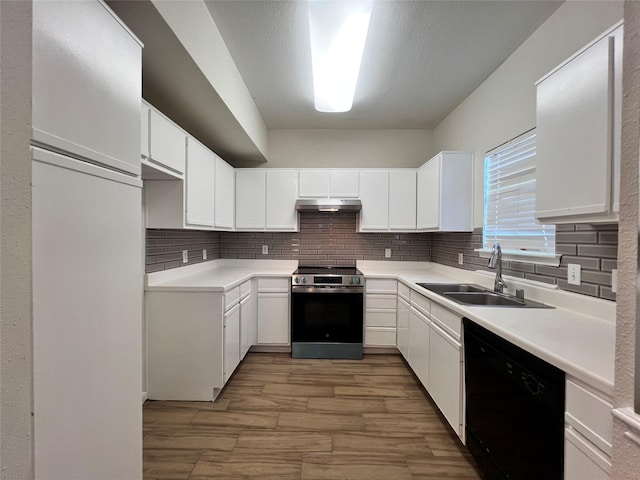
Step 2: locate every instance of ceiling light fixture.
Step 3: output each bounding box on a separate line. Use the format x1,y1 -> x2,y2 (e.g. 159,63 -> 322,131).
308,0 -> 373,113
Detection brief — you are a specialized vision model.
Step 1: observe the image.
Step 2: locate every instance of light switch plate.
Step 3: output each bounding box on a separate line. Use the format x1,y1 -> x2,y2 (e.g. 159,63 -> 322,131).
182,250 -> 188,263
385,248 -> 391,258
567,263 -> 581,286
262,245 -> 268,255
612,269 -> 618,293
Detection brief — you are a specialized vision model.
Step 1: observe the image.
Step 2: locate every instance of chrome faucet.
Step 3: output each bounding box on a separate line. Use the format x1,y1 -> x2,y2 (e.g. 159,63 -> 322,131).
488,241 -> 508,294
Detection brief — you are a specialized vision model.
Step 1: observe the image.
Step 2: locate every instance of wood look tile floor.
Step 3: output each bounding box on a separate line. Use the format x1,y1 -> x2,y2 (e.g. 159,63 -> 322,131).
143,353 -> 484,480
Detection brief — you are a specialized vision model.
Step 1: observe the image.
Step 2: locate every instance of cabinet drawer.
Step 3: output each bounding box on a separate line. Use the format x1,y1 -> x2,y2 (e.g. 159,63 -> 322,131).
430,302 -> 461,339
410,291 -> 430,317
366,294 -> 397,310
240,280 -> 252,299
366,310 -> 397,327
397,283 -> 410,301
566,379 -> 613,456
224,287 -> 240,311
257,277 -> 290,293
565,427 -> 611,479
365,279 -> 397,294
365,327 -> 396,346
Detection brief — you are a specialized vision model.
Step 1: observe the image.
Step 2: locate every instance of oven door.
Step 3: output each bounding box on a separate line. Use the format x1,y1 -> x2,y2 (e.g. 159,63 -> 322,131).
291,288 -> 363,344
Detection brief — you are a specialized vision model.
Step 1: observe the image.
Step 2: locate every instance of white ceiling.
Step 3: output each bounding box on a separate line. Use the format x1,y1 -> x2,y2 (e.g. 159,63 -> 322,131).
204,0 -> 562,130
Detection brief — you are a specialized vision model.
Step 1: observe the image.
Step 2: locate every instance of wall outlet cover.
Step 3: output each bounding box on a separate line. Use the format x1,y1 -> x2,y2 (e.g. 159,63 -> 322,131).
203,249 -> 207,260
458,253 -> 464,265
182,250 -> 188,263
385,248 -> 391,258
612,269 -> 618,293
262,245 -> 268,255
567,263 -> 581,286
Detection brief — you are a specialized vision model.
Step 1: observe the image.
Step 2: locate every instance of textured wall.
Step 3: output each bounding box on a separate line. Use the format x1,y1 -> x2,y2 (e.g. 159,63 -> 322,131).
220,212 -> 431,265
431,225 -> 618,301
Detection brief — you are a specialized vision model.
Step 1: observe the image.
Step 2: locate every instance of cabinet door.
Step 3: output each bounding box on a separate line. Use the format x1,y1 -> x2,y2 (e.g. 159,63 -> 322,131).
417,155 -> 441,229
408,307 -> 430,389
149,109 -> 186,174
257,293 -> 289,344
266,170 -> 298,231
396,296 -> 410,360
224,304 -> 241,384
428,322 -> 462,435
235,170 -> 266,230
330,170 -> 359,197
240,295 -> 254,359
564,428 -> 611,480
32,0 -> 142,176
389,170 -> 417,230
299,170 -> 330,197
359,170 -> 389,231
536,35 -> 613,221
214,157 -> 235,230
186,138 -> 215,228
141,104 -> 150,160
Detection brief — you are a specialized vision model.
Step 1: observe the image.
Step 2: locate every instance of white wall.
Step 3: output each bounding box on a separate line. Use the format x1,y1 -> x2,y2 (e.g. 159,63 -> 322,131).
433,0 -> 624,226
264,129 -> 434,169
0,2 -> 34,478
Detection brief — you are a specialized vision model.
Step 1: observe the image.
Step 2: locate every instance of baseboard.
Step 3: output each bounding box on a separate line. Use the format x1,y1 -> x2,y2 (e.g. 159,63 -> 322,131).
249,345 -> 292,353
364,346 -> 400,355
142,391 -> 148,404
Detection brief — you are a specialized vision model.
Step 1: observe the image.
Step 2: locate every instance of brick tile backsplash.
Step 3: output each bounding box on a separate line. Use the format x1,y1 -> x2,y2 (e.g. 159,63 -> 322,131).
219,212 -> 431,265
430,224 -> 618,301
145,218 -> 618,302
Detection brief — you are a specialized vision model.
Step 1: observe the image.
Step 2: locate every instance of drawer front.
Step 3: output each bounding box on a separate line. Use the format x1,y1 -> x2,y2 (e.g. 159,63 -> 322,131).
257,277 -> 290,293
430,302 -> 461,339
397,282 -> 410,301
365,278 -> 397,294
224,287 -> 240,311
365,310 -> 397,327
365,327 -> 396,346
410,290 -> 430,317
240,280 -> 252,298
366,294 -> 397,310
565,379 -> 613,456
565,427 -> 611,479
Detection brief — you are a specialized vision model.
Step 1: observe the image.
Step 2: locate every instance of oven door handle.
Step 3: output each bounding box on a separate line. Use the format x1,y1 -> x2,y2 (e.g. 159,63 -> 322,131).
291,287 -> 364,294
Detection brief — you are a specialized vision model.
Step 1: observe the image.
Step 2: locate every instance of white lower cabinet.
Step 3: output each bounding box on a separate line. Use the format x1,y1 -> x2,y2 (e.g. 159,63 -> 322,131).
428,321 -> 462,435
396,294 -> 410,360
564,378 -> 613,479
223,302 -> 241,383
408,305 -> 430,388
257,277 -> 290,345
240,281 -> 256,358
365,279 -> 397,346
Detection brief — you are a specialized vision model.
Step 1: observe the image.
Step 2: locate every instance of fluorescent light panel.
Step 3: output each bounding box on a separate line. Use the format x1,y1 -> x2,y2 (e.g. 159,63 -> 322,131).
308,0 -> 373,113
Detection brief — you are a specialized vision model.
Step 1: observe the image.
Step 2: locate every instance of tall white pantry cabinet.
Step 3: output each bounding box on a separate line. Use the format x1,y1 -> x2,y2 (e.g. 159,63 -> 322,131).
31,2 -> 143,479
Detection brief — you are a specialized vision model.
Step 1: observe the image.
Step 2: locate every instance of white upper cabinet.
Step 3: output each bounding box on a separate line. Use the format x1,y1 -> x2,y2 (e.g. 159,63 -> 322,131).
141,104 -> 150,161
185,138 -> 215,228
535,23 -> 622,224
149,108 -> 187,175
299,169 -> 359,198
389,170 -> 417,231
32,0 -> 142,176
214,157 -> 235,230
266,170 -> 299,231
235,170 -> 266,230
416,152 -> 473,232
359,170 -> 390,231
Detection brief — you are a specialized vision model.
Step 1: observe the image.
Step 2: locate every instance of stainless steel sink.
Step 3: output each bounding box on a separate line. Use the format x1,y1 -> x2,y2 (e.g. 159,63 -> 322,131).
416,283 -> 553,309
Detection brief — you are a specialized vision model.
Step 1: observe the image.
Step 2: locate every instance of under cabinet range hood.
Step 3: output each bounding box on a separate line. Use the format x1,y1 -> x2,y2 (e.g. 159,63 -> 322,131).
295,198 -> 362,213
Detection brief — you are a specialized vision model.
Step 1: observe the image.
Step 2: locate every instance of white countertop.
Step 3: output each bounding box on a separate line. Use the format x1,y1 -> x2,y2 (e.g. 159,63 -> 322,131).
145,259 -> 615,396
357,260 -> 616,396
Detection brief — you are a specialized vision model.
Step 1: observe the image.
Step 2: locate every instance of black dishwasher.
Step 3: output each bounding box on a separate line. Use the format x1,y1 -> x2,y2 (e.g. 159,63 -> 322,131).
463,318 -> 565,480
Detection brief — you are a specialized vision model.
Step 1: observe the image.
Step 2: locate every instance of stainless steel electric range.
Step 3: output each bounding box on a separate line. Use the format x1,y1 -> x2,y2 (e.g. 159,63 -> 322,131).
291,266 -> 364,359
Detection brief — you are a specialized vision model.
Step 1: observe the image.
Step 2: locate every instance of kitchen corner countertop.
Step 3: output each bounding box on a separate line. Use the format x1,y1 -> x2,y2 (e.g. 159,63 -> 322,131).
145,259 -> 298,292
357,260 -> 616,397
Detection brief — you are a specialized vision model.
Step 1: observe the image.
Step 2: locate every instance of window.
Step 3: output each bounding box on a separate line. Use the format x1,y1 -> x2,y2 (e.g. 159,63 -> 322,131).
483,129 -> 558,265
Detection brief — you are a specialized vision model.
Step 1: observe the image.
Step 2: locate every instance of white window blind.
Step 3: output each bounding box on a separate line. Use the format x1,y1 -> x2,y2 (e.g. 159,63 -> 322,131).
483,129 -> 556,256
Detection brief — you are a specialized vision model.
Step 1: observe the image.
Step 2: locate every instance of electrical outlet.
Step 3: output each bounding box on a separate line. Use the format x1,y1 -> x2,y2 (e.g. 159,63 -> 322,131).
385,248 -> 391,258
612,269 -> 618,293
182,250 -> 188,263
458,253 -> 464,265
203,249 -> 207,260
567,263 -> 581,286
262,245 -> 268,255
